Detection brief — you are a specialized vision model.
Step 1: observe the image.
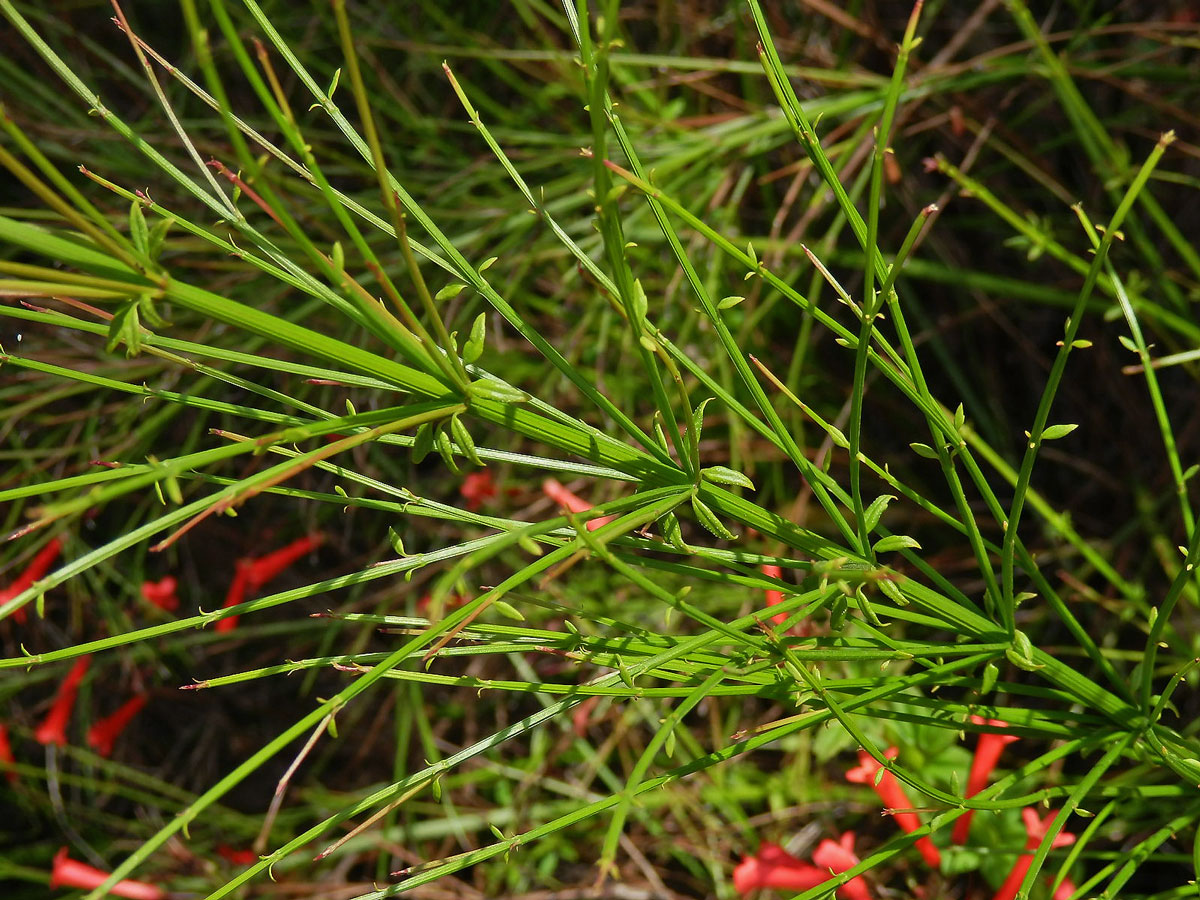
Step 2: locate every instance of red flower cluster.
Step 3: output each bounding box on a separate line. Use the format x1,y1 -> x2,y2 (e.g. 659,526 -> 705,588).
955,720 -> 1077,900
216,533 -> 323,633
30,654 -> 148,758
735,728 -> 1078,898
1,536 -> 62,623
49,847 -> 164,899
734,834 -> 870,900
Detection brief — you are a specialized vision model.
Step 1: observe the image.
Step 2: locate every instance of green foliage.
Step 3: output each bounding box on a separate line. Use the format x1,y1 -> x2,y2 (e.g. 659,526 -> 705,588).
1,2 -> 1199,899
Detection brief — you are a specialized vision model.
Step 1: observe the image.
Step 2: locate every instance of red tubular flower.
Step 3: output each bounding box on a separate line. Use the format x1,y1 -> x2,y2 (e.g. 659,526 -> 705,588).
216,534 -> 323,634
542,478 -> 615,531
49,847 -> 165,900
1,536 -> 62,623
216,844 -> 257,865
845,748 -> 941,868
34,655 -> 91,746
242,533 -> 323,591
760,564 -> 809,636
733,842 -> 827,895
460,470 -> 497,511
0,722 -> 17,783
87,693 -> 148,757
953,716 -> 1020,844
761,564 -> 787,625
214,564 -> 251,634
991,808 -> 1075,900
140,576 -> 179,612
812,832 -> 872,900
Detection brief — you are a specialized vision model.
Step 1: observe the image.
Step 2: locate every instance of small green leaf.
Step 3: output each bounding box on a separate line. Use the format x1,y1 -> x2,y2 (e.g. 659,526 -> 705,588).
1040,423 -> 1078,441
940,844 -> 984,877
492,600 -> 524,621
873,534 -> 921,553
434,426 -> 460,474
467,379 -> 528,403
863,494 -> 896,532
828,425 -> 849,449
664,726 -> 676,758
331,240 -> 345,277
436,283 -> 467,301
388,527 -> 407,556
479,256 -> 498,272
652,413 -> 670,453
747,240 -> 758,267
661,511 -> 685,549
412,423 -> 433,464
631,278 -> 648,325
450,414 -> 482,466
717,295 -> 744,310
163,470 -> 182,505
517,536 -> 543,556
147,217 -> 172,262
980,661 -> 999,695
602,183 -> 628,206
617,660 -> 636,689
691,397 -> 713,447
1118,334 -> 1138,352
137,294 -> 167,329
1005,630 -> 1043,671
1070,339 -> 1093,349
692,497 -> 735,540
700,465 -> 755,491
129,200 -> 148,257
910,442 -> 939,459
829,592 -> 848,630
106,300 -> 141,357
878,578 -> 908,606
953,403 -> 965,430
462,313 -> 486,364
